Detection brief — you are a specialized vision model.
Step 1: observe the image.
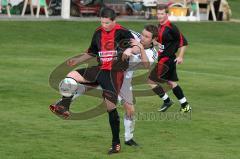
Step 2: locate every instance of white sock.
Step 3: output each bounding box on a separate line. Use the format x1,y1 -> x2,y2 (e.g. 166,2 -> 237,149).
124,114 -> 135,141
179,97 -> 187,104
161,93 -> 169,100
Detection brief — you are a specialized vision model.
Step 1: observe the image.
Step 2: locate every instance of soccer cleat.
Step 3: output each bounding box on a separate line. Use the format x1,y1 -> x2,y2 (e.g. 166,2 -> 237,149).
49,104 -> 70,119
180,104 -> 192,113
108,144 -> 121,155
158,100 -> 174,112
125,139 -> 139,146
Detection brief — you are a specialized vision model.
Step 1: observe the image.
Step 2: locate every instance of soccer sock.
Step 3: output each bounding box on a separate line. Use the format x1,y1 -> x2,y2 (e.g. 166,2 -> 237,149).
172,85 -> 188,107
56,96 -> 73,110
108,108 -> 120,145
152,86 -> 170,103
124,114 -> 134,141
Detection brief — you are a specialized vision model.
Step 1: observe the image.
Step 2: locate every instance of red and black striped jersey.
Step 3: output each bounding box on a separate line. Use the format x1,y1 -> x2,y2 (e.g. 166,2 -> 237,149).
87,24 -> 134,70
157,20 -> 188,59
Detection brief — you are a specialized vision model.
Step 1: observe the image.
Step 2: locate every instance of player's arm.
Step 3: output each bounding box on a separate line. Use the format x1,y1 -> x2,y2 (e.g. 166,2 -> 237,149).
175,45 -> 187,64
131,39 -> 150,68
122,40 -> 150,68
171,25 -> 188,64
67,53 -> 94,67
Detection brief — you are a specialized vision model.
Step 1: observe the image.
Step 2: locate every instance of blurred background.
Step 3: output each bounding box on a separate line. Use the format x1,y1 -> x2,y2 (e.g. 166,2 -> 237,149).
0,0 -> 236,21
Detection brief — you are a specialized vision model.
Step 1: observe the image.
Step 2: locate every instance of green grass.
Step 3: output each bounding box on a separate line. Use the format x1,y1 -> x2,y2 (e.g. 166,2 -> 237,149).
0,21 -> 240,159
228,0 -> 240,19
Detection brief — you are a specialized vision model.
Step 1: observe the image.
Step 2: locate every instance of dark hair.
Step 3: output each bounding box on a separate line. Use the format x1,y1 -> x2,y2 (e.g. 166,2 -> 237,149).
157,4 -> 169,13
99,7 -> 116,21
144,24 -> 158,39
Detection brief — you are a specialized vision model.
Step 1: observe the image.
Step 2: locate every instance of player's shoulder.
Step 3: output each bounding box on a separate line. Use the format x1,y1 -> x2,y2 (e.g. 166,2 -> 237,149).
115,24 -> 133,37
167,21 -> 179,31
115,24 -> 129,31
130,30 -> 141,40
93,26 -> 103,36
95,26 -> 102,32
130,30 -> 141,38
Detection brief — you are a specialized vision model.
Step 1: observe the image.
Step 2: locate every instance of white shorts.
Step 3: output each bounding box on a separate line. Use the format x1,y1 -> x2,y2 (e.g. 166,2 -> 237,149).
119,71 -> 134,105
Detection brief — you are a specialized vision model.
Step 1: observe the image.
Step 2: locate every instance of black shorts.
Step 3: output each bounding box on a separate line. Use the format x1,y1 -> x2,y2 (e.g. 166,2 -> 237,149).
149,57 -> 178,82
76,66 -> 124,104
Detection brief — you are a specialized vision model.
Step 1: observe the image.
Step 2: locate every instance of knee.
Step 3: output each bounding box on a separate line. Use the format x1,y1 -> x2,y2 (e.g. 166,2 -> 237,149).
67,71 -> 84,82
67,71 -> 80,81
147,79 -> 156,88
105,97 -> 117,111
124,103 -> 135,117
167,81 -> 177,88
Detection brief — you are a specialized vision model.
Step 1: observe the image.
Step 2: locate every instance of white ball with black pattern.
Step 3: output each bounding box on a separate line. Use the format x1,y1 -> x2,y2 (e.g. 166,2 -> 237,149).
59,78 -> 78,97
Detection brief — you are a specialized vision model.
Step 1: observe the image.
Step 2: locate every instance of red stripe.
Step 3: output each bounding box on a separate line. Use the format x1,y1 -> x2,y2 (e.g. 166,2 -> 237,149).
100,27 -> 116,70
179,33 -> 183,47
114,71 -> 124,93
158,25 -> 165,57
158,25 -> 165,44
100,24 -> 124,70
157,57 -> 169,79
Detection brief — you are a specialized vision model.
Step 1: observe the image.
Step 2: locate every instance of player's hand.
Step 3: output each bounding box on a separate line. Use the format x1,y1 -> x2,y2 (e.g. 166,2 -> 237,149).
130,39 -> 143,48
153,40 -> 164,53
67,58 -> 80,67
174,56 -> 184,64
122,48 -> 133,61
130,39 -> 143,52
152,39 -> 160,46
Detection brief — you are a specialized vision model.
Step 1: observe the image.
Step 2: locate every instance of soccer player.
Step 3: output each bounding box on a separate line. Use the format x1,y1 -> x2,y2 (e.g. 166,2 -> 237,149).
148,4 -> 191,112
119,25 -> 158,146
49,7 -> 136,154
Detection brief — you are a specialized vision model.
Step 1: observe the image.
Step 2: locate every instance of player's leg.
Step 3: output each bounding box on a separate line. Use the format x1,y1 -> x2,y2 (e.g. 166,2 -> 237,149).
119,75 -> 138,146
50,67 -> 98,118
104,96 -> 121,154
167,81 -> 191,112
99,71 -> 124,154
123,102 -> 138,146
148,61 -> 173,112
167,60 -> 191,113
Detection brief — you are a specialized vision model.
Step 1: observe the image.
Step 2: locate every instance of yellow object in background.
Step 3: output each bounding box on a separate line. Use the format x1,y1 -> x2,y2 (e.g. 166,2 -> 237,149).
169,7 -> 188,16
152,8 -> 157,16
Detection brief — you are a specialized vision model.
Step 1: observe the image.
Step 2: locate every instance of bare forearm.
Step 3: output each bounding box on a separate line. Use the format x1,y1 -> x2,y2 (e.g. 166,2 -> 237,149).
67,53 -> 94,66
139,48 -> 150,68
74,53 -> 94,62
131,44 -> 150,68
175,46 -> 187,64
178,46 -> 187,58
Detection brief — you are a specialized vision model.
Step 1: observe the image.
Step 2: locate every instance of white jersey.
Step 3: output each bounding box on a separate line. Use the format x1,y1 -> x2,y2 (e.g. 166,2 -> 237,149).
119,31 -> 158,104
124,30 -> 158,79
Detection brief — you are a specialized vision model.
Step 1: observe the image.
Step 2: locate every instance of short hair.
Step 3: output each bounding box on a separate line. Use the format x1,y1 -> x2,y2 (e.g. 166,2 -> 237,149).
99,7 -> 116,21
157,4 -> 169,13
144,25 -> 158,39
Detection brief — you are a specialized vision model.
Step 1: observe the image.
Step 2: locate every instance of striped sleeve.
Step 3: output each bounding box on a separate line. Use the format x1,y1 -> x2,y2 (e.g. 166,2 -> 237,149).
171,24 -> 188,47
130,30 -> 141,42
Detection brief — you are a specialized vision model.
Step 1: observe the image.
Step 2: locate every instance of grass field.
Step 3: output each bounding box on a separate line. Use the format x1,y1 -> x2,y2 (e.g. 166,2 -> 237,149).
228,0 -> 240,19
0,21 -> 240,159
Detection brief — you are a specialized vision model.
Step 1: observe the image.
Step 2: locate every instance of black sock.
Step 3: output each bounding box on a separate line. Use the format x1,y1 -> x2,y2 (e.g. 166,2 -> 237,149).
56,96 -> 73,110
172,85 -> 188,107
152,86 -> 170,103
108,108 -> 120,145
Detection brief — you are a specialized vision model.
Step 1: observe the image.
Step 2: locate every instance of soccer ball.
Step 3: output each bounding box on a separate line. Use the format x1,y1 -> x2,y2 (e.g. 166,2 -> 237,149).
59,78 -> 78,97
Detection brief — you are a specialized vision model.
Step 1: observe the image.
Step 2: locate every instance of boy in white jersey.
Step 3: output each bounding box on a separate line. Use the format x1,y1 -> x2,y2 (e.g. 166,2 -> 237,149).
120,25 -> 158,146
